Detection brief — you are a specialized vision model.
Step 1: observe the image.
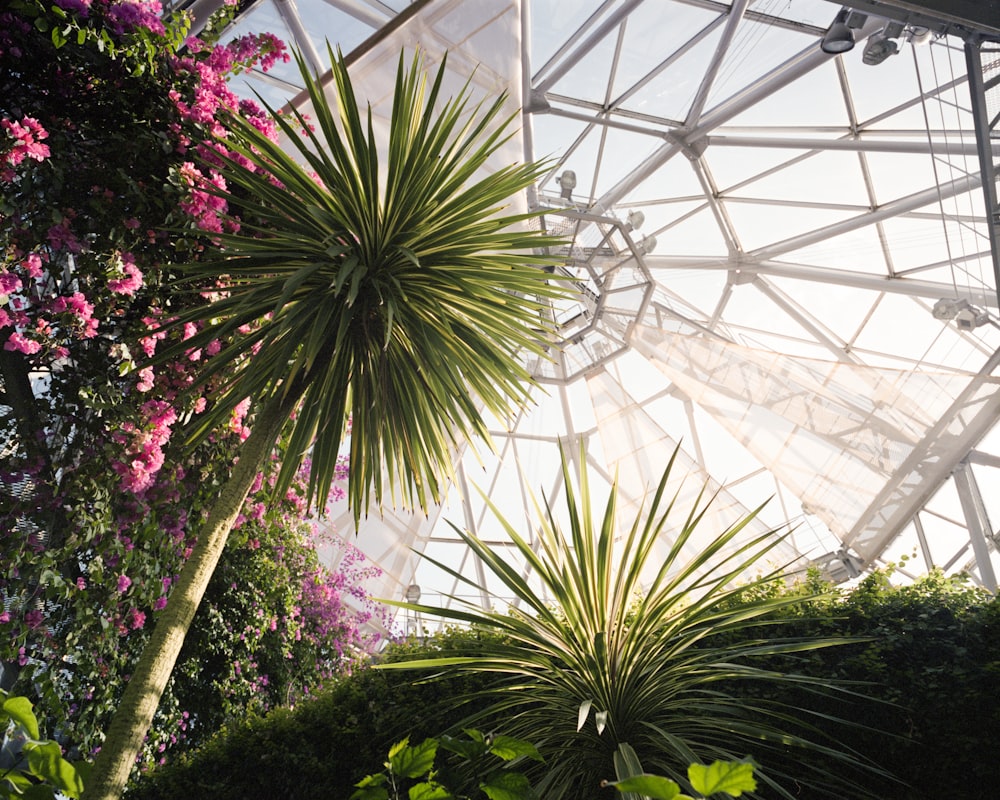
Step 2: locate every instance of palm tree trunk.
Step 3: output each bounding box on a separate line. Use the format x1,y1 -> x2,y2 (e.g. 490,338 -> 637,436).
82,388 -> 299,800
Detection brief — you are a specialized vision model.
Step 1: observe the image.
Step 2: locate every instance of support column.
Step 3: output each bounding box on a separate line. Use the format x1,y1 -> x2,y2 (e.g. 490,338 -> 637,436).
965,37 -> 1000,307
952,460 -> 998,592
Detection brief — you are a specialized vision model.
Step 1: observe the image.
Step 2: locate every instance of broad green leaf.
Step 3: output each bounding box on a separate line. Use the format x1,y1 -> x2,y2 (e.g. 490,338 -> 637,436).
389,738 -> 438,779
488,735 -> 544,763
577,699 -> 593,732
480,771 -> 534,800
438,733 -> 485,761
25,740 -> 85,796
351,785 -> 389,800
595,710 -> 609,735
409,781 -> 451,800
687,761 -> 756,797
604,775 -> 682,800
4,696 -> 41,740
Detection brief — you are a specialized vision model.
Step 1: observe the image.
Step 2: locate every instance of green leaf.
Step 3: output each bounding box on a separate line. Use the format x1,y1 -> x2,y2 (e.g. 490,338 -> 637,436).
480,771 -> 534,800
687,761 -> 756,797
487,735 -> 543,763
389,738 -> 438,780
438,733 -> 486,761
577,699 -> 593,732
604,775 -> 682,800
351,773 -> 389,800
408,781 -> 450,800
4,695 -> 41,740
25,740 -> 85,796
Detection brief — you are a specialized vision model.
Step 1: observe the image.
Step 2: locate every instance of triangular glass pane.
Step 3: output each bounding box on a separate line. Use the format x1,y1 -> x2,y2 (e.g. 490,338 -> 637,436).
725,202 -> 860,254
718,58 -> 851,127
529,0 -> 608,79
612,1 -> 723,113
720,148 -> 873,207
701,19 -> 816,115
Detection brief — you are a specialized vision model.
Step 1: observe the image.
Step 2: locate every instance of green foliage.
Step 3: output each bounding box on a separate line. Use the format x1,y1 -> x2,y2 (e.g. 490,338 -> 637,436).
604,753 -> 756,799
351,731 -> 542,800
129,577 -> 1000,800
722,568 -> 1000,799
378,445 -> 879,798
1,690 -> 87,799
128,631 -> 505,800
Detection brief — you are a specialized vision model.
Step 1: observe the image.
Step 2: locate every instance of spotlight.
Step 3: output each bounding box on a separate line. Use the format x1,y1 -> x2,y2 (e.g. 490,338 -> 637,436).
557,169 -> 577,200
862,23 -> 903,65
955,306 -> 990,330
639,234 -> 657,255
862,33 -> 898,65
821,9 -> 856,54
626,210 -> 645,231
932,297 -> 963,320
931,298 -> 990,330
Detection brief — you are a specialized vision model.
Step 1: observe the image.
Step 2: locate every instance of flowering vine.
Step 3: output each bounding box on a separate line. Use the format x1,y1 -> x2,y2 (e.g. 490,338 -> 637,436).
1,0 -> 382,776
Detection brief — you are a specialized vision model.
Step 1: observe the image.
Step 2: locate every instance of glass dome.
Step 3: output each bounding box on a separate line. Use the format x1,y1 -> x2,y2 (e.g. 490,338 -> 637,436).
167,0 -> 1000,630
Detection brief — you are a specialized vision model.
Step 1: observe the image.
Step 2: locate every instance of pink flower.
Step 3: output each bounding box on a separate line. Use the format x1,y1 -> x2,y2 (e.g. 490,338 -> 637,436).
4,331 -> 41,355
117,574 -> 132,593
136,366 -> 154,392
1,116 -> 50,166
23,253 -> 43,277
0,271 -> 22,294
153,596 -> 168,611
54,0 -> 92,16
130,608 -> 146,630
0,611 -> 10,624
108,252 -> 144,295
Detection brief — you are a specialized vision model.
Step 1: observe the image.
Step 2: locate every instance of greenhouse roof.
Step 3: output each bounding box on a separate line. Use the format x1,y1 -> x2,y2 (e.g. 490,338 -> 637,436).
169,0 -> 1000,626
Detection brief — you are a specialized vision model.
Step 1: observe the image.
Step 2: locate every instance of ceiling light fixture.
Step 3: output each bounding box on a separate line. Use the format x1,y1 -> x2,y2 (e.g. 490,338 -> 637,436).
932,297 -> 990,330
955,305 -> 990,331
626,209 -> 645,231
557,169 -> 577,200
862,22 -> 904,66
821,8 -> 856,54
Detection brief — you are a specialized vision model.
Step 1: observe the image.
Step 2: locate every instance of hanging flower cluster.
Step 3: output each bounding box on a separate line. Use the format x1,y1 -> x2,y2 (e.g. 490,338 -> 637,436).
0,0 -> 378,774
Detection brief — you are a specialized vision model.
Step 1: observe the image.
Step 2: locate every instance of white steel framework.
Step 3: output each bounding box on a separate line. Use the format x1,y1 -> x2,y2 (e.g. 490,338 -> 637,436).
166,0 -> 1000,632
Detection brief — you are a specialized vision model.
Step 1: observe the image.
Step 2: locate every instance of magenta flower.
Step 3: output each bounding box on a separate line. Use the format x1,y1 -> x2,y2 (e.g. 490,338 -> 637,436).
54,0 -> 92,16
1,116 -> 50,166
117,574 -> 132,593
3,331 -> 41,355
108,252 -> 144,295
0,271 -> 22,294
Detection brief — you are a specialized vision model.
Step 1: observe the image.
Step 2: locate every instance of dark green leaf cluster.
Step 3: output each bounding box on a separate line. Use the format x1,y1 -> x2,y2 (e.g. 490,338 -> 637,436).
1,690 -> 88,799
351,730 -> 542,800
128,632 -> 506,800
713,569 -> 1000,799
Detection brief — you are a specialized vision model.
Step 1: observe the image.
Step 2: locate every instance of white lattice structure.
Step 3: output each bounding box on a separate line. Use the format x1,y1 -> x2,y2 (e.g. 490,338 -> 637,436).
168,0 -> 1000,634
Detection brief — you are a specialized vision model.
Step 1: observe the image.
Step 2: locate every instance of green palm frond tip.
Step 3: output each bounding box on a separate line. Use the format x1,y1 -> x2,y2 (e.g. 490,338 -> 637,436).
161,44 -> 574,520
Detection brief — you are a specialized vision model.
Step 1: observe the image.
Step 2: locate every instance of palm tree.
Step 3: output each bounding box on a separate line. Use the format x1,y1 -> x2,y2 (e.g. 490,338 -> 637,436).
82,48 -> 570,800
379,445 -> 890,799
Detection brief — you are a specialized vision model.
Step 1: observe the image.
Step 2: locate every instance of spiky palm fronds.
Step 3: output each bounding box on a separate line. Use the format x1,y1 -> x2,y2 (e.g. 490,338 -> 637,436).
380,446 -> 889,798
165,47 -> 570,518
